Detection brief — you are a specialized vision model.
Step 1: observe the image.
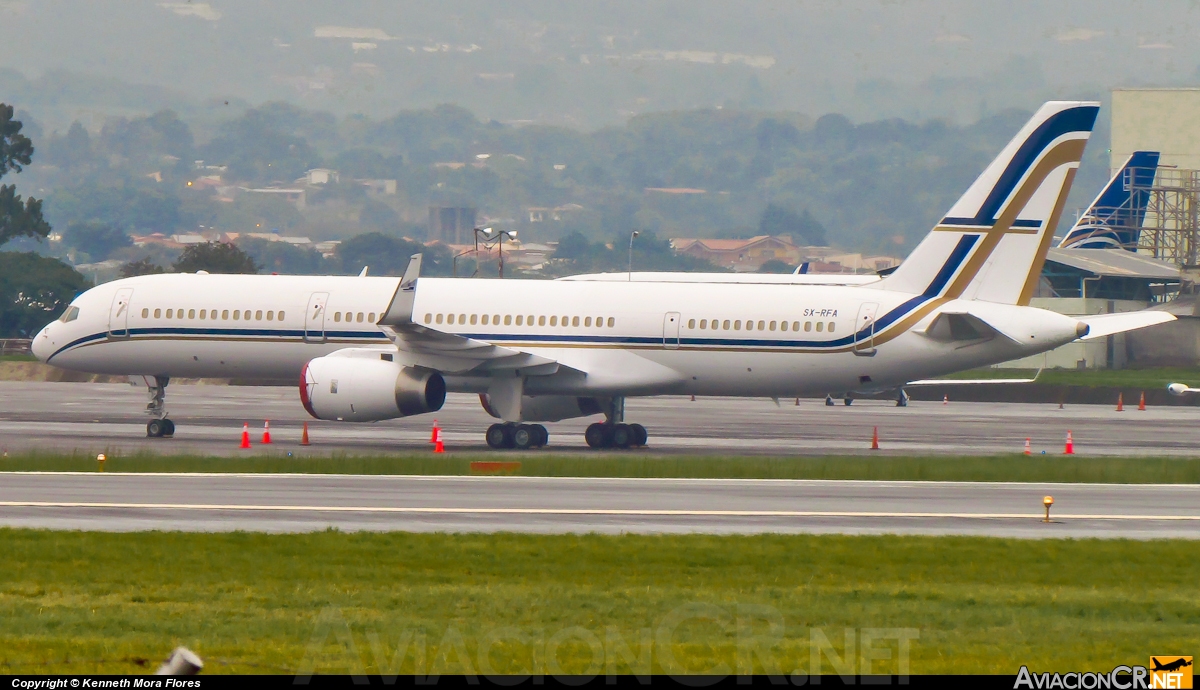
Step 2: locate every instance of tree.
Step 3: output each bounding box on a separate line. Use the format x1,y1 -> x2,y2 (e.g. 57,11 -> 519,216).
758,204 -> 827,246
119,257 -> 166,278
172,242 -> 259,274
757,259 -> 795,274
334,232 -> 453,276
0,104 -> 51,246
0,252 -> 90,337
63,220 -> 131,260
237,237 -> 325,274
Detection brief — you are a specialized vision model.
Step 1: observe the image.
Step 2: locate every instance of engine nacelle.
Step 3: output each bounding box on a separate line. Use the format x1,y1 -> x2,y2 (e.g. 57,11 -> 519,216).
480,393 -> 605,422
301,355 -> 445,422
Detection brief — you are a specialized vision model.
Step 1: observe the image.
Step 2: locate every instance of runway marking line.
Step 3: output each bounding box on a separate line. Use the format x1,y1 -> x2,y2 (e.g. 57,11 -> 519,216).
1,501 -> 1198,521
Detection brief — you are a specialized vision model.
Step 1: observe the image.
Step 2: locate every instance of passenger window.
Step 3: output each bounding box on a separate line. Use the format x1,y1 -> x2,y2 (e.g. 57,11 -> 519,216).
538,316 -> 546,326
494,314 -> 501,324
436,314 -> 443,324
699,319 -> 707,329
562,315 -> 569,325
222,310 -> 229,319
804,321 -> 812,332
470,314 -> 478,325
734,320 -> 741,330
584,317 -> 592,327
232,310 -> 239,320
166,309 -> 173,318
369,313 -> 376,322
780,321 -> 787,331
723,319 -> 730,330
357,312 -> 364,323
199,309 -> 206,319
424,314 -> 431,324
758,320 -> 765,330
828,321 -> 836,333
334,312 -> 341,322
141,308 -> 149,318
607,317 -> 615,327
769,321 -> 776,331
267,311 -> 273,321
550,316 -> 557,326
792,321 -> 800,331
186,309 -> 193,319
572,316 -> 580,327
278,311 -> 285,320
594,316 -> 602,326
252,310 -> 260,320
816,322 -> 824,332
516,315 -> 524,326
688,319 -> 696,329
154,309 -> 162,318
482,314 -> 490,325
504,315 -> 512,325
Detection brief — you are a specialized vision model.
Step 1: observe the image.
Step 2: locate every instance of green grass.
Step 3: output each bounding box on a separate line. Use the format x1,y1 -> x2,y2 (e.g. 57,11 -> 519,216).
3,450 -> 1200,484
0,530 -> 1196,674
0,354 -> 36,362
943,366 -> 1200,389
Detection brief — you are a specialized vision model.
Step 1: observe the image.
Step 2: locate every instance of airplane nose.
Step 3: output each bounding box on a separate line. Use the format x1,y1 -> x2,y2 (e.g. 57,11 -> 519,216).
31,326 -> 53,363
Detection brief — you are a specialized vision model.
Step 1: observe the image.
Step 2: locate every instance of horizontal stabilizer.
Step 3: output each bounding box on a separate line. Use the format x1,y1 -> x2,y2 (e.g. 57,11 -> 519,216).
1077,311 -> 1175,340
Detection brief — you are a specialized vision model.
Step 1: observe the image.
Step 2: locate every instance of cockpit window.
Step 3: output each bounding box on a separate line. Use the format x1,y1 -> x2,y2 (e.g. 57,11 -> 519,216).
59,306 -> 80,323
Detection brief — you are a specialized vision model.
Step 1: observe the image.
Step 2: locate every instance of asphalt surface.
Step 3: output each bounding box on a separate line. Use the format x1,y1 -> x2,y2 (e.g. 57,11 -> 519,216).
0,381 -> 1196,456
1,472 -> 1197,537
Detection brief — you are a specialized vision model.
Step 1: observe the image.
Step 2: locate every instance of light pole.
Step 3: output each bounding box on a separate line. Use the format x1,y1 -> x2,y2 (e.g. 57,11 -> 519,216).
496,229 -> 517,278
628,230 -> 640,281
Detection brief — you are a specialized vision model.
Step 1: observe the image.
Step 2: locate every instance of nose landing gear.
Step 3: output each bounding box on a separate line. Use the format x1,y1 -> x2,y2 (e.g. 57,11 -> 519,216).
142,375 -> 175,438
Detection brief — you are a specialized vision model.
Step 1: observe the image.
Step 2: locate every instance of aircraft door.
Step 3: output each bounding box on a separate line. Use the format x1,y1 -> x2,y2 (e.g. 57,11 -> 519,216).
853,302 -> 879,356
107,288 -> 134,339
663,312 -> 681,349
305,292 -> 330,343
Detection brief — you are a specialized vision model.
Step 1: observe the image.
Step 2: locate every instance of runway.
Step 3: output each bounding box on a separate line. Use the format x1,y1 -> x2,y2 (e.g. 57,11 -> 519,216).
0,381 -> 1198,456
1,472 -> 1197,537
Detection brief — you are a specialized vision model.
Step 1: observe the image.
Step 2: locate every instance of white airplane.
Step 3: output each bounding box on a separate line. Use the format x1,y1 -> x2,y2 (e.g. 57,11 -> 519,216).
32,101 -> 1175,450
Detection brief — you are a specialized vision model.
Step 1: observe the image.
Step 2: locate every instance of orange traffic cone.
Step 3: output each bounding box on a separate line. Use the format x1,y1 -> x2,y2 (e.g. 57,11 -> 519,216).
794,397 -> 800,406
239,422 -> 251,449
262,420 -> 272,444
433,427 -> 445,453
691,395 -> 696,401
1024,437 -> 1031,455
300,422 -> 311,446
1138,391 -> 1146,411
870,426 -> 880,450
943,394 -> 948,405
430,420 -> 439,443
1064,430 -> 1074,455
1116,393 -> 1124,412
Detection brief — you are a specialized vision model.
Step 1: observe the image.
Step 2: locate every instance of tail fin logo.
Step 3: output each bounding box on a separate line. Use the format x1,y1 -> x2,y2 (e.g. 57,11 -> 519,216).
1060,151 -> 1159,250
881,101 -> 1099,306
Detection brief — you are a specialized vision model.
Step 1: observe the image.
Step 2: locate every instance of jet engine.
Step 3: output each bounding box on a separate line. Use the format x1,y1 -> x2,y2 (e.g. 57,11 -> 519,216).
480,393 -> 605,422
300,355 -> 445,422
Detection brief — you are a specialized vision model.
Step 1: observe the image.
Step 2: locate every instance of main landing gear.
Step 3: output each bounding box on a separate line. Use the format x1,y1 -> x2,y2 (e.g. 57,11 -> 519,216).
486,422 -> 549,450
144,375 -> 175,438
584,397 -> 649,449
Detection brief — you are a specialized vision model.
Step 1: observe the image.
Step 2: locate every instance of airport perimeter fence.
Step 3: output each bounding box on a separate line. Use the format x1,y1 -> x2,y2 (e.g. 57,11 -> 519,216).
0,338 -> 32,355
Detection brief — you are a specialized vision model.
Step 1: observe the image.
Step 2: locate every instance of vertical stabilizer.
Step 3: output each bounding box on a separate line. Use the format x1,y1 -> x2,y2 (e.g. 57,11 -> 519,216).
1058,151 -> 1159,250
881,101 -> 1099,305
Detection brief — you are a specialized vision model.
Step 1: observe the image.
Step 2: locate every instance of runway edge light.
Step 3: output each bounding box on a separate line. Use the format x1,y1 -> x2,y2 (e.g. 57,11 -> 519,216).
1043,495 -> 1054,523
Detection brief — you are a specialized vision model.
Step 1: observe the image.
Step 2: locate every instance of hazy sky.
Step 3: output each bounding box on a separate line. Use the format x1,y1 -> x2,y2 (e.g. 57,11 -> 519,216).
1,0 -> 1198,126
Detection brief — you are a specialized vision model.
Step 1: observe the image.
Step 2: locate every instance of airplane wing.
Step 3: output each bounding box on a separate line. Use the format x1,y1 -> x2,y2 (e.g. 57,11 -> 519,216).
1075,310 -> 1175,340
372,254 -> 572,376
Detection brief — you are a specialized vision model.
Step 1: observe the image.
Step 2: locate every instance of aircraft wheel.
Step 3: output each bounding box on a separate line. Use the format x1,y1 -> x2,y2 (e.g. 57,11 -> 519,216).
147,419 -> 166,438
611,423 -> 633,449
162,419 -> 176,437
843,397 -> 853,406
485,423 -> 512,450
512,424 -> 536,450
585,422 -> 611,449
532,424 -> 549,448
825,396 -> 836,407
630,423 -> 648,447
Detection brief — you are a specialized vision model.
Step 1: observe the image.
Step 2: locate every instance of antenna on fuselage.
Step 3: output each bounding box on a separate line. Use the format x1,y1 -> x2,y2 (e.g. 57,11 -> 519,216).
358,266 -> 369,277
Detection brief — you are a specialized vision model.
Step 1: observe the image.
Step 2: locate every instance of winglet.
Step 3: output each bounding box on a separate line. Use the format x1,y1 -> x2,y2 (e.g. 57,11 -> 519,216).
377,254 -> 423,326
400,254 -> 422,291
